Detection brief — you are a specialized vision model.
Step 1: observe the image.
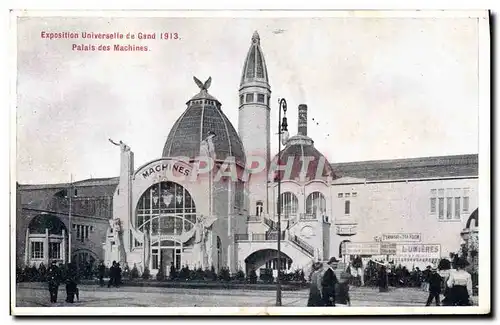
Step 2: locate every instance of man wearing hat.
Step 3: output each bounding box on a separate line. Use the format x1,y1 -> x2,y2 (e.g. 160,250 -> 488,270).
46,260 -> 61,303
425,265 -> 442,306
320,257 -> 339,306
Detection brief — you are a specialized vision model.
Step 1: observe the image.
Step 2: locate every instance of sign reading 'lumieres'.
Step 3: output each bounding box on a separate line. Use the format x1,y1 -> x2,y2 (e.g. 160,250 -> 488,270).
382,233 -> 422,242
394,244 -> 441,262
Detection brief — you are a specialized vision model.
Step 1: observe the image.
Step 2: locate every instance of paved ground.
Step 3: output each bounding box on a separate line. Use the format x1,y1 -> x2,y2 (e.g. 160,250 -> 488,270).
15,282 -> 462,308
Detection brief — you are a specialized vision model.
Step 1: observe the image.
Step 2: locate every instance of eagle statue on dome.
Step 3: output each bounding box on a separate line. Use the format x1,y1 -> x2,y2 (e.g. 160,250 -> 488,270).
194,76 -> 212,91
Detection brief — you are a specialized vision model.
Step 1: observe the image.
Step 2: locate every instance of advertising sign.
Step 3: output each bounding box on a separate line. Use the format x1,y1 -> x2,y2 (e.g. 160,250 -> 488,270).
393,244 -> 441,263
382,233 -> 422,242
380,242 -> 397,255
342,242 -> 381,255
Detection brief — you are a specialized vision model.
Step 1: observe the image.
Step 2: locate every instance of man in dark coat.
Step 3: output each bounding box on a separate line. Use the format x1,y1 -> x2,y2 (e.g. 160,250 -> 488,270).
47,261 -> 61,303
98,261 -> 106,287
65,262 -> 79,303
425,266 -> 442,306
321,257 -> 339,306
115,262 -> 122,287
108,261 -> 116,288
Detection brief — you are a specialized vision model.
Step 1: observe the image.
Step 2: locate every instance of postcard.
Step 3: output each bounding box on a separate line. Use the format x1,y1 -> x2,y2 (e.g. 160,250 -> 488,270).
11,9 -> 490,316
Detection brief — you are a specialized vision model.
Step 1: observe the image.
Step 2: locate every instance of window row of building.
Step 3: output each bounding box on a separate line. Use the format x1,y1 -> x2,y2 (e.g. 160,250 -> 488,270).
430,188 -> 470,221
30,241 -> 61,260
338,192 -> 358,198
239,93 -> 271,106
72,224 -> 94,241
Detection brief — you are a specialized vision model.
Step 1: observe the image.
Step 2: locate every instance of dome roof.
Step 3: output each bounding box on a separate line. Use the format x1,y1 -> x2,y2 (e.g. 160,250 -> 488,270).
272,135 -> 336,182
162,77 -> 246,166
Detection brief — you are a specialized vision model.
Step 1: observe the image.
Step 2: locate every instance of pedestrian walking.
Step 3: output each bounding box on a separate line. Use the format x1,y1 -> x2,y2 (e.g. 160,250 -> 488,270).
425,266 -> 442,306
65,262 -> 79,303
447,258 -> 473,306
321,257 -> 339,306
307,262 -> 324,306
47,261 -> 61,303
108,261 -> 116,288
335,264 -> 352,306
115,262 -> 122,287
378,264 -> 389,292
98,261 -> 106,287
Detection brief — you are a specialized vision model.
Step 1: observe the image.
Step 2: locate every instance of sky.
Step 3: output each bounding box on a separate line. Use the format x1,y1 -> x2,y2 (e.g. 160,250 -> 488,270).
16,15 -> 481,184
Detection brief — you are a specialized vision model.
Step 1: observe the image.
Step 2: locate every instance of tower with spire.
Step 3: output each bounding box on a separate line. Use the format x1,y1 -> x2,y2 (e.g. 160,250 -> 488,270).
238,31 -> 272,215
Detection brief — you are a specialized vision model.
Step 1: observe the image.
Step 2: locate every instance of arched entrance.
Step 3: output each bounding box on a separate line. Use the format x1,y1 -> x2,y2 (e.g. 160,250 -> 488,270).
26,214 -> 68,266
339,239 -> 351,258
135,181 -> 196,273
244,249 -> 293,275
151,239 -> 182,276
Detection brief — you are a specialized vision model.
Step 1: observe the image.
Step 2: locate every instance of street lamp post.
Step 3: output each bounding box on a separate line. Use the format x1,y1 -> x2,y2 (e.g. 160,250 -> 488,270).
66,174 -> 74,264
276,98 -> 288,306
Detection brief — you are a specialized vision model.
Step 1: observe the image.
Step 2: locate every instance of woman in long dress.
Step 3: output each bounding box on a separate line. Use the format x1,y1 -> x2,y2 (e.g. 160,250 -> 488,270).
307,262 -> 324,306
447,259 -> 472,306
336,265 -> 352,306
378,265 -> 389,292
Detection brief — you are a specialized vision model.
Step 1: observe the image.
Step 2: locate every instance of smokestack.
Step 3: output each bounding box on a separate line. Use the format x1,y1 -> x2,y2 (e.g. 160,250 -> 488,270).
298,104 -> 308,136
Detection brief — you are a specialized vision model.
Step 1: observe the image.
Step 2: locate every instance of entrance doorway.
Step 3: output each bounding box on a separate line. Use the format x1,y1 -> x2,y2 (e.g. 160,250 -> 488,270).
152,240 -> 182,277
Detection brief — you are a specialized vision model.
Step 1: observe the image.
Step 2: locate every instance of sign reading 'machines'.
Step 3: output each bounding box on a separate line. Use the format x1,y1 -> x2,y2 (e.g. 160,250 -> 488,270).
140,160 -> 192,179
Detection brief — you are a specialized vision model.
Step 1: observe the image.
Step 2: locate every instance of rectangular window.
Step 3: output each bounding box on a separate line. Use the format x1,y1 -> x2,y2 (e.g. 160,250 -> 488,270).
49,242 -> 61,259
337,193 -> 343,198
345,193 -> 351,198
438,189 -> 444,197
352,192 -> 357,197
430,189 -> 437,196
257,94 -> 265,103
345,200 -> 351,215
245,93 -> 254,103
454,197 -> 461,219
463,196 -> 469,213
76,225 -> 80,239
175,249 -> 181,270
31,241 -> 44,259
85,226 -> 89,239
438,198 -> 444,219
152,249 -> 159,269
430,198 -> 436,214
446,197 -> 452,219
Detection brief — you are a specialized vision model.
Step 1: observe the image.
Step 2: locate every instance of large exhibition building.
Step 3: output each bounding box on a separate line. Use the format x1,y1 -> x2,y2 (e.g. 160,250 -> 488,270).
16,31 -> 479,277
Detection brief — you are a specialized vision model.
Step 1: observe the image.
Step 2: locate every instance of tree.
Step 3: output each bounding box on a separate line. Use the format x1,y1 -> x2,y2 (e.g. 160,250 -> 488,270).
248,269 -> 257,284
142,267 -> 151,280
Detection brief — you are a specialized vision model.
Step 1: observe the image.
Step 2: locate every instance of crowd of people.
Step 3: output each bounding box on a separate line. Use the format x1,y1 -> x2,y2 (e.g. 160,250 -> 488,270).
309,254 -> 475,307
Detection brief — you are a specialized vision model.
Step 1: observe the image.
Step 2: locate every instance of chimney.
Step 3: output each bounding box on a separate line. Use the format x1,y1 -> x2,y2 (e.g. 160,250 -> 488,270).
298,104 -> 308,136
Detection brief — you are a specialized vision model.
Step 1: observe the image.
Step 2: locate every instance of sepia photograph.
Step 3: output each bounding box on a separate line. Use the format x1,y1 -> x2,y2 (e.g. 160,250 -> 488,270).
10,9 -> 491,316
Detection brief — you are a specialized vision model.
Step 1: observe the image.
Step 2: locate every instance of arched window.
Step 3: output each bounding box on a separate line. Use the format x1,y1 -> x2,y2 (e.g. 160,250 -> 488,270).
135,181 -> 196,235
306,192 -> 326,218
345,200 -> 351,215
278,192 -> 298,218
256,201 -> 264,216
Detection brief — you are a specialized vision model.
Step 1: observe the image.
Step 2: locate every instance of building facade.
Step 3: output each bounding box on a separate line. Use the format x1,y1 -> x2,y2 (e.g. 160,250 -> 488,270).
16,31 -> 479,276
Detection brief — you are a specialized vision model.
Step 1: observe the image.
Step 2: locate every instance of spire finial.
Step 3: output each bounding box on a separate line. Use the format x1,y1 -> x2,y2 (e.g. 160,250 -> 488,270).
193,76 -> 212,91
252,31 -> 260,44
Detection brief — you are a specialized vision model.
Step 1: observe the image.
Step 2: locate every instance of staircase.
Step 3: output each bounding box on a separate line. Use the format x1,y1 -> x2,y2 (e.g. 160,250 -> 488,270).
289,234 -> 315,257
